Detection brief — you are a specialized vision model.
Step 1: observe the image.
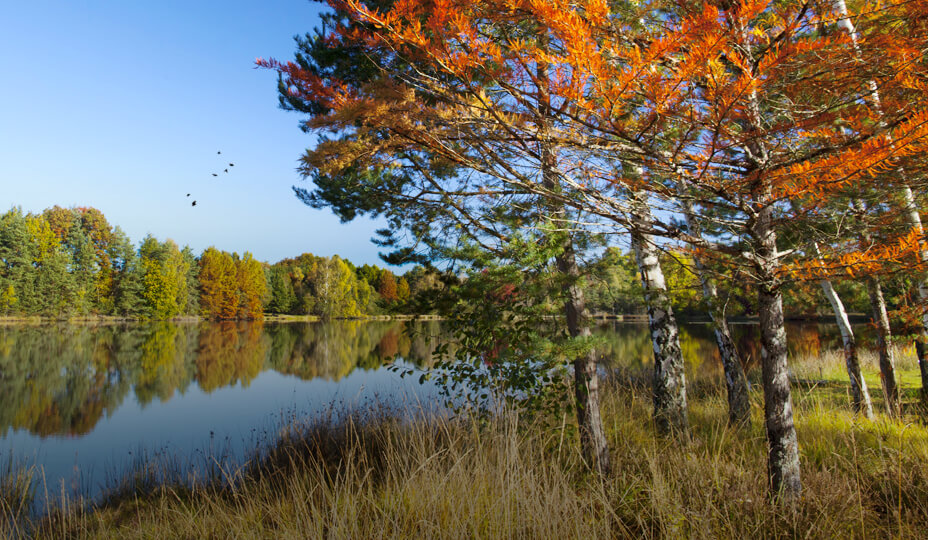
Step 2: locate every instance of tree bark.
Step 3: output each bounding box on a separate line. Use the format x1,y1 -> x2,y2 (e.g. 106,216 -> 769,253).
630,193 -> 688,436
812,244 -> 874,418
866,276 -> 901,416
678,193 -> 751,425
850,200 -> 901,417
707,291 -> 752,426
917,340 -> 928,406
755,206 -> 802,500
555,242 -> 611,474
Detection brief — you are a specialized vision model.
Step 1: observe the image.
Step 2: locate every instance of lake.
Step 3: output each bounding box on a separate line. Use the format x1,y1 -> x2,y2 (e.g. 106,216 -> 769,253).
0,319 -> 851,506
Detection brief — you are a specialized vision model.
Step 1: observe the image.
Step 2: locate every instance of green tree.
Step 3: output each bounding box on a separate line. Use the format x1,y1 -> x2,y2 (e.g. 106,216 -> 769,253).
25,213 -> 75,316
309,256 -> 363,318
139,236 -> 188,319
584,248 -> 644,315
181,246 -> 200,315
0,208 -> 33,314
109,226 -> 143,316
266,265 -> 297,313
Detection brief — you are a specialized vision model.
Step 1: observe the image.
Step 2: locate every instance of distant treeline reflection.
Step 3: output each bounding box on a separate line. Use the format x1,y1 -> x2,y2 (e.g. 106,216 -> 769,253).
0,321 -> 441,438
0,321 -> 847,438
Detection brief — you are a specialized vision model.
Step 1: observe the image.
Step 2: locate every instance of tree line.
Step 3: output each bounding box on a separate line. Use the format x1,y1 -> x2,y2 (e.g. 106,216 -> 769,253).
261,0 -> 928,499
3,205 -> 809,321
0,205 -> 436,319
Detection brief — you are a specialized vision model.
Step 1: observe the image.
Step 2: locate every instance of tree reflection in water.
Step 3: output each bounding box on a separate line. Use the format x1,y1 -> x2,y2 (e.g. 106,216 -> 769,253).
0,321 -> 440,438
0,320 -> 840,438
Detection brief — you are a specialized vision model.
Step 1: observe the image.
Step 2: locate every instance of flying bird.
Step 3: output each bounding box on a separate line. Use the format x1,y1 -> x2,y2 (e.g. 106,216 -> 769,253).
192,201 -> 197,206
224,168 -> 228,173
212,173 -> 218,177
186,193 -> 190,197
229,163 -> 234,167
217,151 -> 221,154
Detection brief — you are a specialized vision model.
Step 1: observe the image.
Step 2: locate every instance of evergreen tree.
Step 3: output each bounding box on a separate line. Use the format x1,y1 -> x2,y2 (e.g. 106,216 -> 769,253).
25,213 -> 75,316
266,265 -> 297,314
109,227 -> 143,316
0,208 -> 32,314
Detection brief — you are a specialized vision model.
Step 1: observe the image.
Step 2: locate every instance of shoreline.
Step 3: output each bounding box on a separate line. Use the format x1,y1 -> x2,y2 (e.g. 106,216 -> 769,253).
0,313 -> 445,325
0,312 -> 863,325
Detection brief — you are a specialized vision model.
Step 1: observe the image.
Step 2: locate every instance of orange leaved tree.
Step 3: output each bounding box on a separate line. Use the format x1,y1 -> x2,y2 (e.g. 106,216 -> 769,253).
263,0 -> 928,498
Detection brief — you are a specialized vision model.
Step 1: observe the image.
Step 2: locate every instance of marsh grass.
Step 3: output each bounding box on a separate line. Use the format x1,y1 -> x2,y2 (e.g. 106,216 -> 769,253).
5,350 -> 928,539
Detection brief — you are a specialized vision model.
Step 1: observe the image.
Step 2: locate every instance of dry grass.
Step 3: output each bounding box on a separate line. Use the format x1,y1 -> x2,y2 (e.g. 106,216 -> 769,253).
4,356 -> 928,539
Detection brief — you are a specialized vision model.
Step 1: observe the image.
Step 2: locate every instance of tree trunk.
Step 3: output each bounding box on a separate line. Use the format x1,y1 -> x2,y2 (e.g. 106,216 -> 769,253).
630,193 -> 688,436
755,206 -> 801,500
812,243 -> 873,418
917,340 -> 928,405
899,185 -> 928,399
677,193 -> 751,425
866,276 -> 901,416
536,69 -> 610,473
708,300 -> 752,425
556,243 -> 611,474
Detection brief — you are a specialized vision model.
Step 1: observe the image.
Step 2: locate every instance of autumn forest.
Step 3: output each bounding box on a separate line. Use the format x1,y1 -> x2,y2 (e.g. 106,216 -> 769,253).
0,205 -> 432,320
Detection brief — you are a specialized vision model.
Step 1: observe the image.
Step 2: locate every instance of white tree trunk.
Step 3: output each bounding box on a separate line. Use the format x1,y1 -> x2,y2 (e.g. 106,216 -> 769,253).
812,243 -> 874,418
677,194 -> 751,425
630,192 -> 688,436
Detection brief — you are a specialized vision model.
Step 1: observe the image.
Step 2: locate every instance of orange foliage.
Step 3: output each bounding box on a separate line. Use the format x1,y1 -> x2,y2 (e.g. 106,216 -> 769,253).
261,0 -> 928,279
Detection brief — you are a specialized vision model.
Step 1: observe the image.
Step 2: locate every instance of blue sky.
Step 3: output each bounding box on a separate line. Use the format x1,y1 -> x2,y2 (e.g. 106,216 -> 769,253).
0,0 -> 392,266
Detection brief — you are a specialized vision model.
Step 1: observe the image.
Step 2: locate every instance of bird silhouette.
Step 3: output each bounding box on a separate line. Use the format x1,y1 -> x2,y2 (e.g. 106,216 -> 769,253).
229,163 -> 234,167
224,168 -> 228,173
217,151 -> 221,154
212,173 -> 218,177
186,193 -> 190,197
192,201 -> 197,206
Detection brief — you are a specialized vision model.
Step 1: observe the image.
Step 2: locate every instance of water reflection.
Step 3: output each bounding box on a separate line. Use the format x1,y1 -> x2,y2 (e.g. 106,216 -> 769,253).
0,321 -> 441,439
0,320 -> 855,439
592,321 -> 850,380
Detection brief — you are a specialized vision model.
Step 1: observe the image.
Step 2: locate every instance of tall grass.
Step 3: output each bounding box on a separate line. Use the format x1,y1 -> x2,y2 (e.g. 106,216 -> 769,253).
5,353 -> 928,539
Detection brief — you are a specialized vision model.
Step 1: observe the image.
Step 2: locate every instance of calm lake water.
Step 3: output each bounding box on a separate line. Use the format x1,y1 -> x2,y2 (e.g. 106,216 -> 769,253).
0,319 -> 852,505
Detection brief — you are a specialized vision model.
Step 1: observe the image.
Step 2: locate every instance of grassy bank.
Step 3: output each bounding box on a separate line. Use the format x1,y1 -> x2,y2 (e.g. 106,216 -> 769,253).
4,349 -> 928,538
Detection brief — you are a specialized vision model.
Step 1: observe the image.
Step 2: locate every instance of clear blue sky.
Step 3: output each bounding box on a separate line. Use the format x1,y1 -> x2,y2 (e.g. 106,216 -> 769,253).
0,0 -> 392,266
